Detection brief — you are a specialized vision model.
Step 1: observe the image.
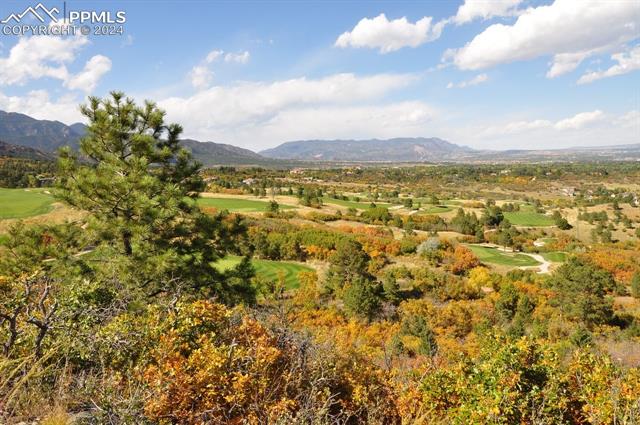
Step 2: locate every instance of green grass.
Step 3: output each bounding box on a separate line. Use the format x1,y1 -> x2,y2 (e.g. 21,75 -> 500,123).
322,197 -> 387,210
503,206 -> 555,226
541,252 -> 567,262
466,245 -> 541,267
214,255 -> 313,290
0,188 -> 54,219
196,197 -> 294,212
419,205 -> 453,214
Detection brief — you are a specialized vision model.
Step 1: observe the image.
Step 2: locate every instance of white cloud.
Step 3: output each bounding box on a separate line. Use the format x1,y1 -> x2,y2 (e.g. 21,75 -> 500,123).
158,72 -> 418,148
554,110 -> 604,130
0,90 -> 83,123
464,109 -> 637,149
224,51 -> 250,64
205,49 -> 224,63
453,0 -> 522,25
615,110 -> 640,128
64,55 -> 112,93
335,13 -> 445,53
255,102 -> 434,143
577,45 -> 640,84
0,35 -> 111,93
483,110 -> 605,136
483,119 -> 552,136
546,51 -> 593,78
189,65 -> 214,90
447,73 -> 488,89
188,49 -> 249,90
448,0 -> 640,74
0,35 -> 88,85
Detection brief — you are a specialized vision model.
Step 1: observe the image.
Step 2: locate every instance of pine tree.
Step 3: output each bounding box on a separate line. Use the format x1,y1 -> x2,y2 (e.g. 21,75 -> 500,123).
57,92 -> 252,302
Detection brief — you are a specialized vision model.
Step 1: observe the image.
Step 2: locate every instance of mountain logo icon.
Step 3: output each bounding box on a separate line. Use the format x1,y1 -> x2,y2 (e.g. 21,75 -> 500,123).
1,3 -> 59,24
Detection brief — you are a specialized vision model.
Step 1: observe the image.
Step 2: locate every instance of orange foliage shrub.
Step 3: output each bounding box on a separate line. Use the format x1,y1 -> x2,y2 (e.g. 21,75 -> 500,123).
144,301 -> 402,424
446,245 -> 480,275
580,244 -> 640,283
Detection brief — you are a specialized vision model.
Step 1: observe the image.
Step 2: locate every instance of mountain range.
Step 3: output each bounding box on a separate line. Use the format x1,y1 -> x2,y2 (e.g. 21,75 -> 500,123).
0,111 -> 84,152
259,138 -> 475,161
0,111 -> 269,166
0,110 -> 638,164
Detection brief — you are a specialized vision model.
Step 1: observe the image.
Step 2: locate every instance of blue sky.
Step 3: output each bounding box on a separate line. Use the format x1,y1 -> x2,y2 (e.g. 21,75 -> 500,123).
0,0 -> 638,151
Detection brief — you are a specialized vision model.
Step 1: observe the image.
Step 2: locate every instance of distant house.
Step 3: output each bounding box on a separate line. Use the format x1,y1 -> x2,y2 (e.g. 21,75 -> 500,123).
290,168 -> 305,175
36,176 -> 56,187
242,178 -> 258,185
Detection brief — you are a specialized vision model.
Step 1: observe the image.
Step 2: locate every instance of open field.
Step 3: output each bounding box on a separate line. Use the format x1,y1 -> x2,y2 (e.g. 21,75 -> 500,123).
196,197 -> 295,212
467,244 -> 541,267
0,188 -> 54,219
214,255 -> 312,289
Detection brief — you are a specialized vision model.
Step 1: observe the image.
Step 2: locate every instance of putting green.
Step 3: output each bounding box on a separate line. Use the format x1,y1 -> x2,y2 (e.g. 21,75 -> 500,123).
419,205 -> 453,214
467,245 -> 541,267
214,255 -> 313,289
0,188 -> 54,219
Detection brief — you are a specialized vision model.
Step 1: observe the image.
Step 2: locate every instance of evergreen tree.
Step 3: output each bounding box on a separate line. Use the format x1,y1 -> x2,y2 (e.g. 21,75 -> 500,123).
382,273 -> 400,304
400,314 -> 438,356
57,92 -> 252,302
547,258 -> 614,327
342,276 -> 382,321
326,239 -> 372,290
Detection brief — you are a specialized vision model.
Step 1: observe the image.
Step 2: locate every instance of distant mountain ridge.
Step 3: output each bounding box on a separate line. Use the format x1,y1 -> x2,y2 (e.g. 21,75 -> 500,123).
260,137 -> 474,161
1,110 -> 638,164
0,110 -> 268,165
181,139 -> 268,165
0,140 -> 53,161
0,111 -> 84,152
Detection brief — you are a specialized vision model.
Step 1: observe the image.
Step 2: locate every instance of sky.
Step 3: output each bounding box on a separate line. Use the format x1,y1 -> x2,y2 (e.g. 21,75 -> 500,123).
0,0 -> 638,151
